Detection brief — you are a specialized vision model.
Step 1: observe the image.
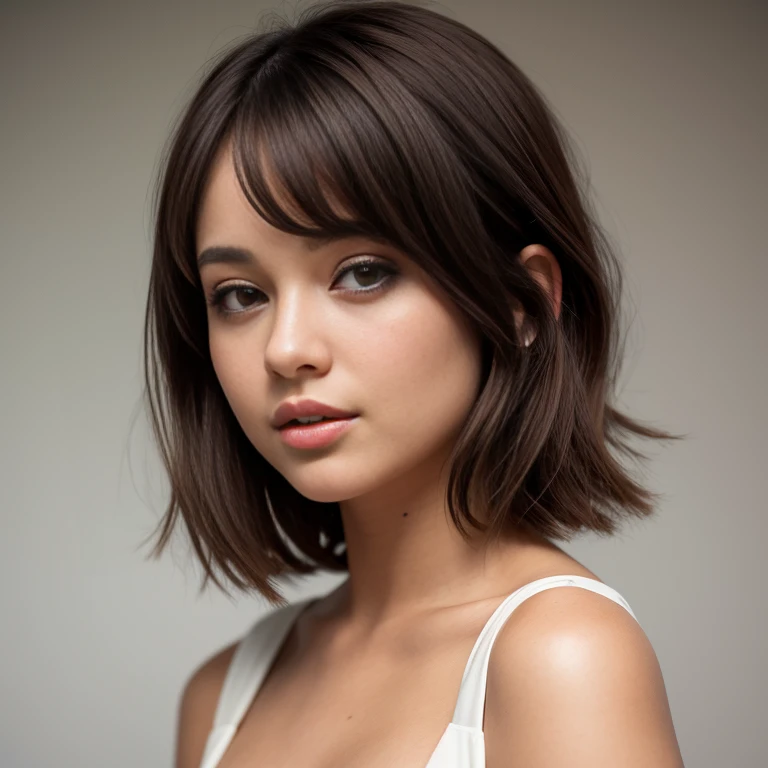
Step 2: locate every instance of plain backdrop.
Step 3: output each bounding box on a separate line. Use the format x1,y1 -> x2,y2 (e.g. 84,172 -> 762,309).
1,1 -> 766,766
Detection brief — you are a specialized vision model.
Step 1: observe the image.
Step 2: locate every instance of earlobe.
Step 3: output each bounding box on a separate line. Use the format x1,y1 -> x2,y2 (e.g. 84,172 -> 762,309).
513,305 -> 536,348
522,321 -> 535,348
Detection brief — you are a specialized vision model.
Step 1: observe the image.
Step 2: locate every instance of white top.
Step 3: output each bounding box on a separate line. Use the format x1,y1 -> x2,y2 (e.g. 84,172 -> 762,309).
199,574 -> 640,768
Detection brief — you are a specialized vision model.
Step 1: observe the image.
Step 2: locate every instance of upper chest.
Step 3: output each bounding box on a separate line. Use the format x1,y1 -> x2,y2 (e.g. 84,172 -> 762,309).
216,608 -> 489,768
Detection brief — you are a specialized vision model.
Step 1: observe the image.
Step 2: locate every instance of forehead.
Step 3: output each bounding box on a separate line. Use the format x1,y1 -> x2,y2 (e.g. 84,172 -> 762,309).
196,141 -> 275,249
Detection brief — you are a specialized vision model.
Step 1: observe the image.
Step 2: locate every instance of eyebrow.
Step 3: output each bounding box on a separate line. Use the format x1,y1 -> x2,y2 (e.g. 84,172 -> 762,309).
197,233 -> 396,269
197,235 -> 341,269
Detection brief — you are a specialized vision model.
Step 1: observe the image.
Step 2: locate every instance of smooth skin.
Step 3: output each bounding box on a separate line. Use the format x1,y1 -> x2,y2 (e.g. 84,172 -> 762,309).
175,139 -> 684,767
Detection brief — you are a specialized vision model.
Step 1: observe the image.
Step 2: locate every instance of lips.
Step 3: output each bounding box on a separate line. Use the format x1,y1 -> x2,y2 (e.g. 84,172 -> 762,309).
277,414 -> 358,449
271,398 -> 359,430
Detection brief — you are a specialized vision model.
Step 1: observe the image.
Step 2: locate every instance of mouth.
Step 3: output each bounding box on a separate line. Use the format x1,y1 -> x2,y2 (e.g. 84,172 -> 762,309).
279,416 -> 348,428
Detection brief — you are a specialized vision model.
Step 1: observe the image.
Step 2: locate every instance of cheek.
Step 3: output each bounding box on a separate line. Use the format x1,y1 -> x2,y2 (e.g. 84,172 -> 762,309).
358,291 -> 483,451
210,338 -> 245,394
209,333 -> 270,440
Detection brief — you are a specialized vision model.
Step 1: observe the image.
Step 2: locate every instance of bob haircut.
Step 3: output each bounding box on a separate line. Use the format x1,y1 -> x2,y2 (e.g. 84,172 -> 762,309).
142,0 -> 677,604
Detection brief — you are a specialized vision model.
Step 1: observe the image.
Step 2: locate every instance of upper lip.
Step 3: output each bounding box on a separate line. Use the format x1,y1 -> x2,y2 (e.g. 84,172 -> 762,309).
271,398 -> 358,429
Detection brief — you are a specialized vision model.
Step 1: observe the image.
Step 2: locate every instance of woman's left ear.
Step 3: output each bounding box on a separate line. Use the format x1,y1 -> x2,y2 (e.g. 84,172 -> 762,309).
519,243 -> 563,321
512,244 -> 562,346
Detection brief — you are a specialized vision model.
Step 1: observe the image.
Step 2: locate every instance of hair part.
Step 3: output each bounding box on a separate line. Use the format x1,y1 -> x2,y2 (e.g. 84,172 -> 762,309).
141,0 -> 680,605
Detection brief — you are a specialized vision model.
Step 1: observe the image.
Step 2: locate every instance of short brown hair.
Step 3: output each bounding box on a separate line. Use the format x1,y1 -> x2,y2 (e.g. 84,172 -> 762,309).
141,0 -> 679,604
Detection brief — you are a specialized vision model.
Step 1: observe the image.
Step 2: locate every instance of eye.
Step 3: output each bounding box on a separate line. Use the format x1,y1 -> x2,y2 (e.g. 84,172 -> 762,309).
207,284 -> 264,316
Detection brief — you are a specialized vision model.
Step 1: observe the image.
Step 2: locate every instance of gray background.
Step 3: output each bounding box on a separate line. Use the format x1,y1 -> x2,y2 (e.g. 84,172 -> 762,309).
2,1 -> 765,766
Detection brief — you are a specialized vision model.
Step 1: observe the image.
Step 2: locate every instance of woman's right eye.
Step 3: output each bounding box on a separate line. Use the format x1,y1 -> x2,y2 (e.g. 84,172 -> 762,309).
207,284 -> 264,317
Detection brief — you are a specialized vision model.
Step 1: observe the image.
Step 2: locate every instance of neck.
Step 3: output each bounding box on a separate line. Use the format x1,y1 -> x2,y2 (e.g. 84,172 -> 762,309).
334,449 -> 553,628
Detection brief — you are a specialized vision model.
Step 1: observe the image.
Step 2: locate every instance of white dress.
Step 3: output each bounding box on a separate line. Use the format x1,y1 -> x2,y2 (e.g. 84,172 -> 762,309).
199,574 -> 640,767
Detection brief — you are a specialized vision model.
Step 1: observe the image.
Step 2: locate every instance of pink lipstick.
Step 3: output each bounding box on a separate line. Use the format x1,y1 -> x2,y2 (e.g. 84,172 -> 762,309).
277,416 -> 358,449
272,398 -> 359,450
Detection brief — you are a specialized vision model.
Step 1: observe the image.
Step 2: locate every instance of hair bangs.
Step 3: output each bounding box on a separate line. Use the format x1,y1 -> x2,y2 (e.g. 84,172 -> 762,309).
226,35 -> 471,272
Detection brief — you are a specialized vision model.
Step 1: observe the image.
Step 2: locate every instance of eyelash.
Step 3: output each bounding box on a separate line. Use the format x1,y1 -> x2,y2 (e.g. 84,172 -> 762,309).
205,257 -> 399,318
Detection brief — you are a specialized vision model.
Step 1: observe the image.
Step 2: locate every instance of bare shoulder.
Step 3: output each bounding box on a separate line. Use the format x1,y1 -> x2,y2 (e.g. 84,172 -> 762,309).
174,640 -> 239,768
484,584 -> 685,767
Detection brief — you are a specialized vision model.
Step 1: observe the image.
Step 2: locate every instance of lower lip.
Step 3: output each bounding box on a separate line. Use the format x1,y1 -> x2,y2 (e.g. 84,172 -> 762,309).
277,416 -> 358,449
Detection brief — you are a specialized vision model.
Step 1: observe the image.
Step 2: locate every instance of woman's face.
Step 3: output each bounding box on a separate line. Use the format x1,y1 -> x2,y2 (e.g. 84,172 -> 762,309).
195,141 -> 484,504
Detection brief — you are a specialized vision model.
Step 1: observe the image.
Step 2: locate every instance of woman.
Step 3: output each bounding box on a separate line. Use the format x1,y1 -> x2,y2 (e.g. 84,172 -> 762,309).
143,1 -> 685,765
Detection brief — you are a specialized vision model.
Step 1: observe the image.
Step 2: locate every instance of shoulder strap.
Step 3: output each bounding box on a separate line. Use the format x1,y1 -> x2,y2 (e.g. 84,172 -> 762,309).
199,598 -> 314,768
450,575 -> 640,731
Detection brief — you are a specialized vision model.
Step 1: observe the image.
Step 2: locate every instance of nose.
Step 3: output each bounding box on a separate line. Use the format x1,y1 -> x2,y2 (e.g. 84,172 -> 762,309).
263,287 -> 332,379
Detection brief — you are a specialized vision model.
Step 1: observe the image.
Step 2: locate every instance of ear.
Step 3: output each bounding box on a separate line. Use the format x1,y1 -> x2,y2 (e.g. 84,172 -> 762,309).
513,244 -> 563,345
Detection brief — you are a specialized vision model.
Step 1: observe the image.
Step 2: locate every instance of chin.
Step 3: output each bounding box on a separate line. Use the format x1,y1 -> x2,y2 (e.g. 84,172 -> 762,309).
274,460 -> 384,504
